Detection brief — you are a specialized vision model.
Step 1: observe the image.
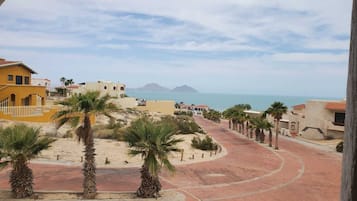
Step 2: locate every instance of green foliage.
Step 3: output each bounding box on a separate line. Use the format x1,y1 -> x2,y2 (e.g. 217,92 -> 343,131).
191,136 -> 218,151
203,109 -> 221,123
160,115 -> 204,134
124,117 -> 183,176
0,124 -> 56,167
174,110 -> 193,116
264,101 -> 288,120
336,141 -> 343,153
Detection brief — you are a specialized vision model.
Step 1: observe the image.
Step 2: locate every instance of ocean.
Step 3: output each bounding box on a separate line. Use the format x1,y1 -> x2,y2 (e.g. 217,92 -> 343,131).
126,90 -> 342,112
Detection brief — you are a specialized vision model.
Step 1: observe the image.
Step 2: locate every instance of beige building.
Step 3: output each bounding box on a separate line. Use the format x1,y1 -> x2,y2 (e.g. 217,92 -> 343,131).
31,78 -> 51,91
70,81 -> 126,98
288,100 -> 345,140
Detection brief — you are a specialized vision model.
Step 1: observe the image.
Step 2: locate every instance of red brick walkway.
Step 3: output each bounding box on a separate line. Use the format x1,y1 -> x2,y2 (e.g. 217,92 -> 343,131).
0,116 -> 341,201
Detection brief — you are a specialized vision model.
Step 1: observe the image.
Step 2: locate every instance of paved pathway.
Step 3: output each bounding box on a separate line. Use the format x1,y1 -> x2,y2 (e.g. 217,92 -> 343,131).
0,116 -> 341,201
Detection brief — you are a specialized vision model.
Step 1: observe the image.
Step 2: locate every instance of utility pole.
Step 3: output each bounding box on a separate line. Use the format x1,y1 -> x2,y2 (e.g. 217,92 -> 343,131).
341,0 -> 357,200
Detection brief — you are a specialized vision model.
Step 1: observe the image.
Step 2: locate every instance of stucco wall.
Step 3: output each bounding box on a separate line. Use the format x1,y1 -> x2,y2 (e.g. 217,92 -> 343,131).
0,65 -> 32,85
71,81 -> 125,98
136,100 -> 175,115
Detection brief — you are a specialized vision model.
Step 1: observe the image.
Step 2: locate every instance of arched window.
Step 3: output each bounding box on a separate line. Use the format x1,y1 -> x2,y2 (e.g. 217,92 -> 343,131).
120,86 -> 124,91
113,86 -> 116,90
104,86 -> 107,90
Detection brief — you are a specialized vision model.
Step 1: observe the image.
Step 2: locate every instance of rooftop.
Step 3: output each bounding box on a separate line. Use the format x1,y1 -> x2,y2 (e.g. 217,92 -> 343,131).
325,102 -> 346,111
0,58 -> 37,74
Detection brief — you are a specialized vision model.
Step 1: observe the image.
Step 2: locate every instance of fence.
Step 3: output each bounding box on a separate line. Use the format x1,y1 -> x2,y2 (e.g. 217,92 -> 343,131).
0,105 -> 53,117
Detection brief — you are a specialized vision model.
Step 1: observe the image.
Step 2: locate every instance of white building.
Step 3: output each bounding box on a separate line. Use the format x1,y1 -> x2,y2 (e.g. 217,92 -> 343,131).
289,100 -> 345,140
70,81 -> 126,98
31,78 -> 51,91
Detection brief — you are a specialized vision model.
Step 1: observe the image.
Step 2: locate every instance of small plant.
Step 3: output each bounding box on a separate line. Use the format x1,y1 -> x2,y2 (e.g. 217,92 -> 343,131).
160,115 -> 204,134
174,111 -> 193,116
191,136 -> 218,151
203,109 -> 221,123
336,141 -> 343,153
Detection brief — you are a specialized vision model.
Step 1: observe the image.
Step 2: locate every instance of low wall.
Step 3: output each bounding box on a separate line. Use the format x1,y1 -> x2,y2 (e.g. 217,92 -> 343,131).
136,100 -> 175,115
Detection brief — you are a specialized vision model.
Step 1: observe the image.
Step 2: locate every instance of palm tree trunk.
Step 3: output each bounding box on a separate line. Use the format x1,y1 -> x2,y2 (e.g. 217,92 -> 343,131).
341,1 -> 357,200
275,120 -> 280,150
260,130 -> 265,143
137,165 -> 161,198
228,119 -> 232,129
10,159 -> 33,198
82,114 -> 97,199
269,129 -> 273,147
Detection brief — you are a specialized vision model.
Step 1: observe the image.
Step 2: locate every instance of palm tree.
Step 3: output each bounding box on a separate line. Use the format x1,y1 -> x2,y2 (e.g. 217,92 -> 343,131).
124,117 -> 183,198
223,104 -> 251,131
264,102 -> 288,150
60,77 -> 66,86
341,1 -> 357,200
0,124 -> 55,198
52,91 -> 118,199
265,121 -> 274,147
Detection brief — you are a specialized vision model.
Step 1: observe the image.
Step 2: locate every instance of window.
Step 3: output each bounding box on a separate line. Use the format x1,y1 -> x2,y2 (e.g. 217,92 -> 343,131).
104,86 -> 107,90
15,76 -> 22,85
334,112 -> 345,126
113,86 -> 116,90
24,76 -> 30,84
8,75 -> 13,81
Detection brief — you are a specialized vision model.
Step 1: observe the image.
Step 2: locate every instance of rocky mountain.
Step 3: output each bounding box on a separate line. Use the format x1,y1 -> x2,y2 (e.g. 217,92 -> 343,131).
171,85 -> 198,93
128,83 -> 198,93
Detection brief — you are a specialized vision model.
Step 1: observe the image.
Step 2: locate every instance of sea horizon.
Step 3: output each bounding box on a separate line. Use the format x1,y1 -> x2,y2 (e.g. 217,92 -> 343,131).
126,90 -> 343,112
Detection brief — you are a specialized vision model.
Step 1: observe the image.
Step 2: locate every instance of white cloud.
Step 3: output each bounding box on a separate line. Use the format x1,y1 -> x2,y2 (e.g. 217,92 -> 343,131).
271,52 -> 348,63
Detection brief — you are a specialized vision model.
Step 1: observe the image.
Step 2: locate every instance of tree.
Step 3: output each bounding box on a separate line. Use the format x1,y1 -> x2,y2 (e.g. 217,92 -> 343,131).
223,104 -> 251,132
341,1 -> 357,200
60,77 -> 66,86
0,124 -> 55,198
52,91 -> 118,199
264,102 -> 287,150
124,117 -> 183,198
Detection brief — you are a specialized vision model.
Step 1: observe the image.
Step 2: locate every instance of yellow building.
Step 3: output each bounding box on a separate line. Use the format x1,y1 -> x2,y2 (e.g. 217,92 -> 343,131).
0,58 -> 46,107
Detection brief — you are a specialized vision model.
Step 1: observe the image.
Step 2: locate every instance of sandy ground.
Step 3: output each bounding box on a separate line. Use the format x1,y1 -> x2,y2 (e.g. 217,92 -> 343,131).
35,133 -> 226,168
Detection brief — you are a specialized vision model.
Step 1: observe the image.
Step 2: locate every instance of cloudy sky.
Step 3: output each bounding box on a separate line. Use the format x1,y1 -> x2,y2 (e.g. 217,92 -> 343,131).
0,0 -> 352,97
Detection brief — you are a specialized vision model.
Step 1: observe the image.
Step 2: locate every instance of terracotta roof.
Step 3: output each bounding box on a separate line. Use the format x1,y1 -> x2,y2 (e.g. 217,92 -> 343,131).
325,102 -> 346,111
0,59 -> 37,74
293,104 -> 305,110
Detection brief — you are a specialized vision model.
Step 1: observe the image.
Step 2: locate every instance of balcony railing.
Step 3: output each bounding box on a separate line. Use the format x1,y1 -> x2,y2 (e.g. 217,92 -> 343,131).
0,105 -> 53,117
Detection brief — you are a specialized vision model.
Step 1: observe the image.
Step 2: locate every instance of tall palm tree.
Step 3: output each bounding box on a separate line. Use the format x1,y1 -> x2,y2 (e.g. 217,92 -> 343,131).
265,121 -> 274,147
52,91 -> 118,199
223,104 -> 251,131
124,117 -> 183,198
264,102 -> 288,150
60,77 -> 66,86
341,1 -> 357,200
0,124 -> 55,198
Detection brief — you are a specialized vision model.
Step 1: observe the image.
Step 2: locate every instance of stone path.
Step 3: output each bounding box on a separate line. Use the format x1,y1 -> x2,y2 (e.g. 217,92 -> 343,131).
0,116 -> 341,201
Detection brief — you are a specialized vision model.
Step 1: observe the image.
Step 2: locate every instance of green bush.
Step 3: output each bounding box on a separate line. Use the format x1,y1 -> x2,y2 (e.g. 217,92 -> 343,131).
203,109 -> 221,123
336,141 -> 343,153
174,111 -> 193,116
160,115 -> 204,134
191,136 -> 218,151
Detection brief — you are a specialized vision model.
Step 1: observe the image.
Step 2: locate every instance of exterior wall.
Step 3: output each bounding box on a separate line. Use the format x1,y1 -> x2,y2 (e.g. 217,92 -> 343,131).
136,100 -> 175,115
71,81 -> 125,98
288,100 -> 345,140
0,65 -> 32,85
112,97 -> 137,109
0,65 -> 46,106
0,85 -> 46,106
31,78 -> 51,91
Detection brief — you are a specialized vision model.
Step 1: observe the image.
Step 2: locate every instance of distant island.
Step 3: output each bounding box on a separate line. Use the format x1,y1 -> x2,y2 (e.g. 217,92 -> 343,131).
127,83 -> 198,93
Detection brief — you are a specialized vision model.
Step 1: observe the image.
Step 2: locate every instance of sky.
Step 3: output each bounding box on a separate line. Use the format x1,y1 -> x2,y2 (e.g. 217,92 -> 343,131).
0,0 -> 353,98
